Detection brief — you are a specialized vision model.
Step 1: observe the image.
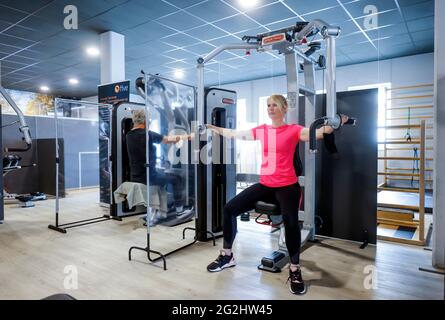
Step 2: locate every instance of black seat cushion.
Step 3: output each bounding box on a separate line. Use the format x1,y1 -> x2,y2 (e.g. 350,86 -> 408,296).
255,201 -> 281,215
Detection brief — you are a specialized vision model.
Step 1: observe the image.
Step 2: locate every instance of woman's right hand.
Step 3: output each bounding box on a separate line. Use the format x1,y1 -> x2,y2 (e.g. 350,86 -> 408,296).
206,124 -> 219,134
340,114 -> 349,126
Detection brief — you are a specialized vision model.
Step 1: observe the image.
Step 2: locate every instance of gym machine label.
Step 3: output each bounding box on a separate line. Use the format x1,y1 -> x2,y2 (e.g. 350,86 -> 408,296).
261,33 -> 286,46
222,98 -> 234,105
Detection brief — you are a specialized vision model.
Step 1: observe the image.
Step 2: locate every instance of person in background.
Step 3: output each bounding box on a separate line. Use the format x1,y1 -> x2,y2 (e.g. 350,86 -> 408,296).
125,109 -> 193,217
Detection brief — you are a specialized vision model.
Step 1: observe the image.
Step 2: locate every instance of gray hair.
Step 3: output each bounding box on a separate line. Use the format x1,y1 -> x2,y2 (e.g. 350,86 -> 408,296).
132,109 -> 146,126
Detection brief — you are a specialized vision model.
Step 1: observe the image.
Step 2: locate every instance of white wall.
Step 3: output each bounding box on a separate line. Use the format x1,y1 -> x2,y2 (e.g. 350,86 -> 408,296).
220,53 -> 433,122
433,1 -> 445,269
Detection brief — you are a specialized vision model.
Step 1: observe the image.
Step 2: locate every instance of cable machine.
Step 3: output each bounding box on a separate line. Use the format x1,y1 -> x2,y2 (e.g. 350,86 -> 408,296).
0,85 -> 33,221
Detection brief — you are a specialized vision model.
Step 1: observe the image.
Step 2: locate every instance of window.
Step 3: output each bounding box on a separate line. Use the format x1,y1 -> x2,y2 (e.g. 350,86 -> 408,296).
236,98 -> 247,129
258,96 -> 271,125
235,98 -> 260,175
348,83 -> 391,150
348,83 -> 391,186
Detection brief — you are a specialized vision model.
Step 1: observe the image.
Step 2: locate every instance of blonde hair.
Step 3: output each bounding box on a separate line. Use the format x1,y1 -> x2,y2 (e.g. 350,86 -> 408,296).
268,94 -> 288,114
132,109 -> 146,126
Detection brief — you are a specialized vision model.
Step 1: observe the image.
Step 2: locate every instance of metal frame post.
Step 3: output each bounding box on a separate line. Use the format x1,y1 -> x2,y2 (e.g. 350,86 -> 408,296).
285,50 -> 299,123
303,60 -> 317,240
325,36 -> 337,119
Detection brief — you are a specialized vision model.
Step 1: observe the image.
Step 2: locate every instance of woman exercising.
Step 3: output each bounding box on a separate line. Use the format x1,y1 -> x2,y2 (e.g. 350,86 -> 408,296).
205,94 -> 349,295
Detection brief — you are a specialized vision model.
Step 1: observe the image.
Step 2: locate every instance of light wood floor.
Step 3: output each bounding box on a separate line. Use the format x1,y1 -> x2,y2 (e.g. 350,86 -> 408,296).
0,189 -> 443,300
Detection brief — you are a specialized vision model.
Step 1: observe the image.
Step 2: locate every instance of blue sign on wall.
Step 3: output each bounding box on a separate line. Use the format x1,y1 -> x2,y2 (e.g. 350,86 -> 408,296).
98,80 -> 130,105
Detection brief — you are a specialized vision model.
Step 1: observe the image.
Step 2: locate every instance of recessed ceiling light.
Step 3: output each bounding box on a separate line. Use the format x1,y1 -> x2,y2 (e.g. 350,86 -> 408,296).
174,69 -> 184,79
239,0 -> 259,8
69,78 -> 79,85
86,47 -> 100,56
40,86 -> 49,92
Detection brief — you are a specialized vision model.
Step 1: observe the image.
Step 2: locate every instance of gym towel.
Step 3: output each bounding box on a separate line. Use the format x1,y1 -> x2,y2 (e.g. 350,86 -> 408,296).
113,182 -> 167,212
114,182 -> 147,208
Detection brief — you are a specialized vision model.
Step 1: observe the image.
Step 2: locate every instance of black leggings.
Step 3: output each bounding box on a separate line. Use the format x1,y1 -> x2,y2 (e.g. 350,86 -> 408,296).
223,183 -> 302,264
150,170 -> 184,208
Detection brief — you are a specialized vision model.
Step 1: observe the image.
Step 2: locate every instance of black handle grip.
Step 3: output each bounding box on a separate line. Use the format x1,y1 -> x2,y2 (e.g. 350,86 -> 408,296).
4,142 -> 32,153
309,118 -> 327,152
135,77 -> 144,91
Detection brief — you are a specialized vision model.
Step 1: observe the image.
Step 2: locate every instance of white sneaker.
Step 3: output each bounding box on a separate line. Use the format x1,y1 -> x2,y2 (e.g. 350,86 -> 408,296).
176,208 -> 194,217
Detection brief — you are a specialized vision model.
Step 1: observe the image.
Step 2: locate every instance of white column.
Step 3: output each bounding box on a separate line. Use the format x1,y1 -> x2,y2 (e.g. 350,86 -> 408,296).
433,0 -> 445,269
100,31 -> 125,84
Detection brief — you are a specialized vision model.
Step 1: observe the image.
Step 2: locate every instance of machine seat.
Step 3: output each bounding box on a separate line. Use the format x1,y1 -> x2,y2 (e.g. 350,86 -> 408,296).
255,200 -> 304,224
255,201 -> 280,216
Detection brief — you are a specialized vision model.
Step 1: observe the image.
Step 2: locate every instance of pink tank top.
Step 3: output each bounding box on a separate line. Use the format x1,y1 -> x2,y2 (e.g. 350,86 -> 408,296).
251,124 -> 304,187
